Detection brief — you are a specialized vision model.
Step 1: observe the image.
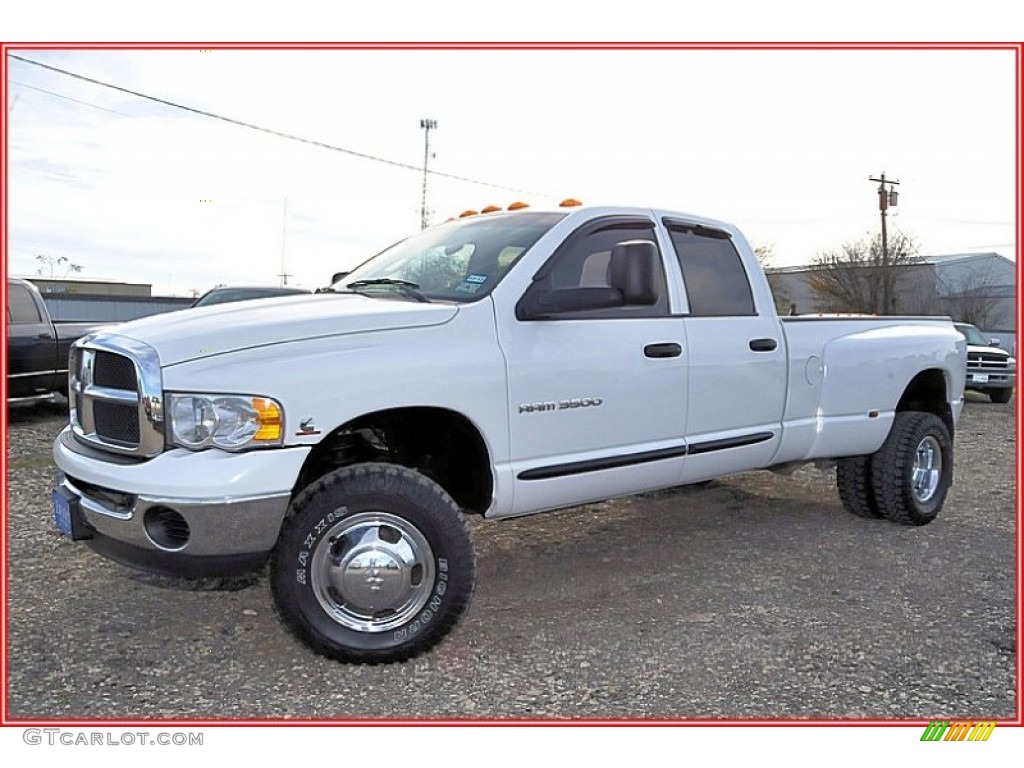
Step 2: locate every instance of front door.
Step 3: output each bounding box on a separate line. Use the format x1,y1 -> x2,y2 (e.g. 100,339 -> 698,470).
495,217 -> 689,516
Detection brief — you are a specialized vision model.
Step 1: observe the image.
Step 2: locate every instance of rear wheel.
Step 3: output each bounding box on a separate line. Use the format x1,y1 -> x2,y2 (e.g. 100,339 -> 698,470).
836,456 -> 882,519
270,463 -> 475,663
870,411 -> 952,526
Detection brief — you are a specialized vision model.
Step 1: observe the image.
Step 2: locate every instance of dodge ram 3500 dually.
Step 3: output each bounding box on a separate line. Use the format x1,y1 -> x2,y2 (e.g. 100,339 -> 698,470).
52,204 -> 966,663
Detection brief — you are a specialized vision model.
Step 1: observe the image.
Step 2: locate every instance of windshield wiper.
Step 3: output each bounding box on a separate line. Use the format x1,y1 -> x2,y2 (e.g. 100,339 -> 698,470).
343,279 -> 430,303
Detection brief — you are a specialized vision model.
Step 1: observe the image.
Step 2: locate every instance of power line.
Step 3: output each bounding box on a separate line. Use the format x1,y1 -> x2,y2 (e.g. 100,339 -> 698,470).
890,219 -> 1015,255
900,215 -> 1015,227
8,54 -> 550,198
9,78 -> 134,117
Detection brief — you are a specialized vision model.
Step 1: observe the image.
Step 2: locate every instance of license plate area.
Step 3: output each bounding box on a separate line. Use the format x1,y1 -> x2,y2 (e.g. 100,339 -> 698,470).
52,485 -> 93,540
972,373 -> 990,383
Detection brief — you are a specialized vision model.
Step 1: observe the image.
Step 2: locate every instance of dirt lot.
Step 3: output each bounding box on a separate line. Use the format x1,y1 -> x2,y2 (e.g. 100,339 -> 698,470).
4,395 -> 1017,720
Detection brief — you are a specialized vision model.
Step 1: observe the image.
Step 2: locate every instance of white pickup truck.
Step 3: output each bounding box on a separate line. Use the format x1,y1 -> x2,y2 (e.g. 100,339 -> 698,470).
52,204 -> 966,663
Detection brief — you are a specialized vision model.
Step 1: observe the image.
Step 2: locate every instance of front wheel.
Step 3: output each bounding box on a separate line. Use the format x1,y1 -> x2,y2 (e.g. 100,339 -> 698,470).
989,389 -> 1012,404
270,463 -> 475,663
870,411 -> 953,526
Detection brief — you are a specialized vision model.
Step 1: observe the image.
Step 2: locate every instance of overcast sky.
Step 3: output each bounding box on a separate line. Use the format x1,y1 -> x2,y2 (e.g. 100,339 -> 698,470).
5,47 -> 1018,296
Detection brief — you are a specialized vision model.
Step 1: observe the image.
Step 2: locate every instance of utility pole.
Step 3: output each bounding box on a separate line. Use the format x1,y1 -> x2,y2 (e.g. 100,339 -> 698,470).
869,172 -> 900,313
420,118 -> 437,229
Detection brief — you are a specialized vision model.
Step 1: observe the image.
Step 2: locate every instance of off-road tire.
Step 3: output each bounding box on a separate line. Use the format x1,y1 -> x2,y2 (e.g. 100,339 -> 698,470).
270,463 -> 475,663
870,411 -> 953,526
836,456 -> 882,519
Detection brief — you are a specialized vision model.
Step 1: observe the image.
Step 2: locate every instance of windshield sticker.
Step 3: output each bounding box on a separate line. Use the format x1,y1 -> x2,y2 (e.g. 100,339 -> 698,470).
455,282 -> 483,294
465,274 -> 489,284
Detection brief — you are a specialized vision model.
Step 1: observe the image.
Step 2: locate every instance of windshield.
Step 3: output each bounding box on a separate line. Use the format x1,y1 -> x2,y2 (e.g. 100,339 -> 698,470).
333,212 -> 566,302
954,323 -> 990,346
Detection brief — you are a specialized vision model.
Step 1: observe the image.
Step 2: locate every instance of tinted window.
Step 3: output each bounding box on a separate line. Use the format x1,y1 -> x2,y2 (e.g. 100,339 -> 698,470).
529,220 -> 668,318
7,283 -> 43,324
667,224 -> 755,316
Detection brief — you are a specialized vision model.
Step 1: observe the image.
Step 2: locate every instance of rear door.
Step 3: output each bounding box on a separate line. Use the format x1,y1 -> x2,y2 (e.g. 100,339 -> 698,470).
664,220 -> 787,482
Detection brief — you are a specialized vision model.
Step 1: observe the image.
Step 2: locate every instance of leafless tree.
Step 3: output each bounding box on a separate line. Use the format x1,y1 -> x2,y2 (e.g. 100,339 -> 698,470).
807,233 -> 923,315
35,254 -> 83,278
943,265 -> 1005,329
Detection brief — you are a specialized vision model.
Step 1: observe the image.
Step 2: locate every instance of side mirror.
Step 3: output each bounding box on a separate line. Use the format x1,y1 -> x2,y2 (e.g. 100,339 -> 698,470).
989,338 -> 1001,347
609,240 -> 660,306
331,271 -> 349,285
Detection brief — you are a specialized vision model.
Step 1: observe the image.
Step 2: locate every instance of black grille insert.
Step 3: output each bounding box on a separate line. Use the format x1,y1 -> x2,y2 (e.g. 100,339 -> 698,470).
93,351 -> 138,392
94,401 -> 140,445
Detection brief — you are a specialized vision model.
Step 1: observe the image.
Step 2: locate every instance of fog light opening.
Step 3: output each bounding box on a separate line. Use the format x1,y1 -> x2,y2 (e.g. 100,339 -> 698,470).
144,506 -> 191,551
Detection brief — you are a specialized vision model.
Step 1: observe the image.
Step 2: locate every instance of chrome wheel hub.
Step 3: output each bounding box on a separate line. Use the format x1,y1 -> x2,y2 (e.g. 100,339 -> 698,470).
911,435 -> 942,503
311,512 -> 434,633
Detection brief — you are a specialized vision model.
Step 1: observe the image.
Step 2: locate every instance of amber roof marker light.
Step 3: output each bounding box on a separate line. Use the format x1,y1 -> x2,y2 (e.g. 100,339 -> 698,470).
452,199 -> 578,219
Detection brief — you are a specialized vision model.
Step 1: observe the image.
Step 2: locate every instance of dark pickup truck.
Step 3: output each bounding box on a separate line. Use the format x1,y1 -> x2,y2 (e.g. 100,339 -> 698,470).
5,278 -> 105,403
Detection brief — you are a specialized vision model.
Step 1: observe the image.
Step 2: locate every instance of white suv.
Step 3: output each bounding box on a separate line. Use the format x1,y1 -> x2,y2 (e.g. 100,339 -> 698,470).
955,322 -> 1015,403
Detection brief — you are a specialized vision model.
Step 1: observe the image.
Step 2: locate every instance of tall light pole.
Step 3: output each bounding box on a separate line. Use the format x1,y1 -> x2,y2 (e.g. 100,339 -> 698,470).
278,198 -> 292,286
420,118 -> 437,229
869,172 -> 900,313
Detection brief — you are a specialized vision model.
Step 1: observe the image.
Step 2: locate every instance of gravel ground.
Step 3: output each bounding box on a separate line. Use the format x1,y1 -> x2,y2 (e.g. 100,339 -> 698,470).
4,395 -> 1017,720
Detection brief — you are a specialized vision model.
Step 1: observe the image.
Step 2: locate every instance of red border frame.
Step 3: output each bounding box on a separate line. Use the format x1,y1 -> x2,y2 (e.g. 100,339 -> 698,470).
1,41 -> 1020,729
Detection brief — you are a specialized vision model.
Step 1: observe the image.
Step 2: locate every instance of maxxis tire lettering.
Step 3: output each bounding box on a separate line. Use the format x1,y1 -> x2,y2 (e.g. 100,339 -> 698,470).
294,506 -> 348,586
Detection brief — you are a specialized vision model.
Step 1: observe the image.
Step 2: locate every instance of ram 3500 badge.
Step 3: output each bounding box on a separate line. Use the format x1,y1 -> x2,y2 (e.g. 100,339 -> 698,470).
53,204 -> 966,663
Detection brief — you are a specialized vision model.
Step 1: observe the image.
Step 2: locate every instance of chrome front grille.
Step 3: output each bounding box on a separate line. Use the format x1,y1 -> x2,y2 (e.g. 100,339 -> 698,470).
69,335 -> 165,458
966,352 -> 1010,372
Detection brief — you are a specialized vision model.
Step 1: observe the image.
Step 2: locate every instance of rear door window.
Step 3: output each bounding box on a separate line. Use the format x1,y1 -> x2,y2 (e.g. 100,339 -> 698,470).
666,222 -> 755,316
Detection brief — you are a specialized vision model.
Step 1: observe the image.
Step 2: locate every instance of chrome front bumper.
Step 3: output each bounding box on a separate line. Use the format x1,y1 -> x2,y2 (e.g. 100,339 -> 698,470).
58,474 -> 291,557
53,425 -> 310,562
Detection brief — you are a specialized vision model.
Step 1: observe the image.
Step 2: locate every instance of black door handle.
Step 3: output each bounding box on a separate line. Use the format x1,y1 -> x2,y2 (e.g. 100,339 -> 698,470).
644,343 -> 682,358
749,338 -> 778,352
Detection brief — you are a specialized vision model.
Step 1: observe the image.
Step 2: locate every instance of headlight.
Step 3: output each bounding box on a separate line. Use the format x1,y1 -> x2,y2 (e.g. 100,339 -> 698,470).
168,394 -> 283,451
1007,357 -> 1016,370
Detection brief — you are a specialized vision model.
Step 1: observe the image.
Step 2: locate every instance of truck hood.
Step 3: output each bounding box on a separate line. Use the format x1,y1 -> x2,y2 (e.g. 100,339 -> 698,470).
965,342 -> 1010,358
104,293 -> 459,366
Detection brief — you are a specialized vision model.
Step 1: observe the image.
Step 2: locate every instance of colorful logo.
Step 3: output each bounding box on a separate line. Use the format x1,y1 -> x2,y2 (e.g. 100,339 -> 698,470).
920,721 -> 996,742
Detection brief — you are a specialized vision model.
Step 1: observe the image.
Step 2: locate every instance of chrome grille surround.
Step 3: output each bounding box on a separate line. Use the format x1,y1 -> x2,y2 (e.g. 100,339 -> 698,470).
70,334 -> 164,458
